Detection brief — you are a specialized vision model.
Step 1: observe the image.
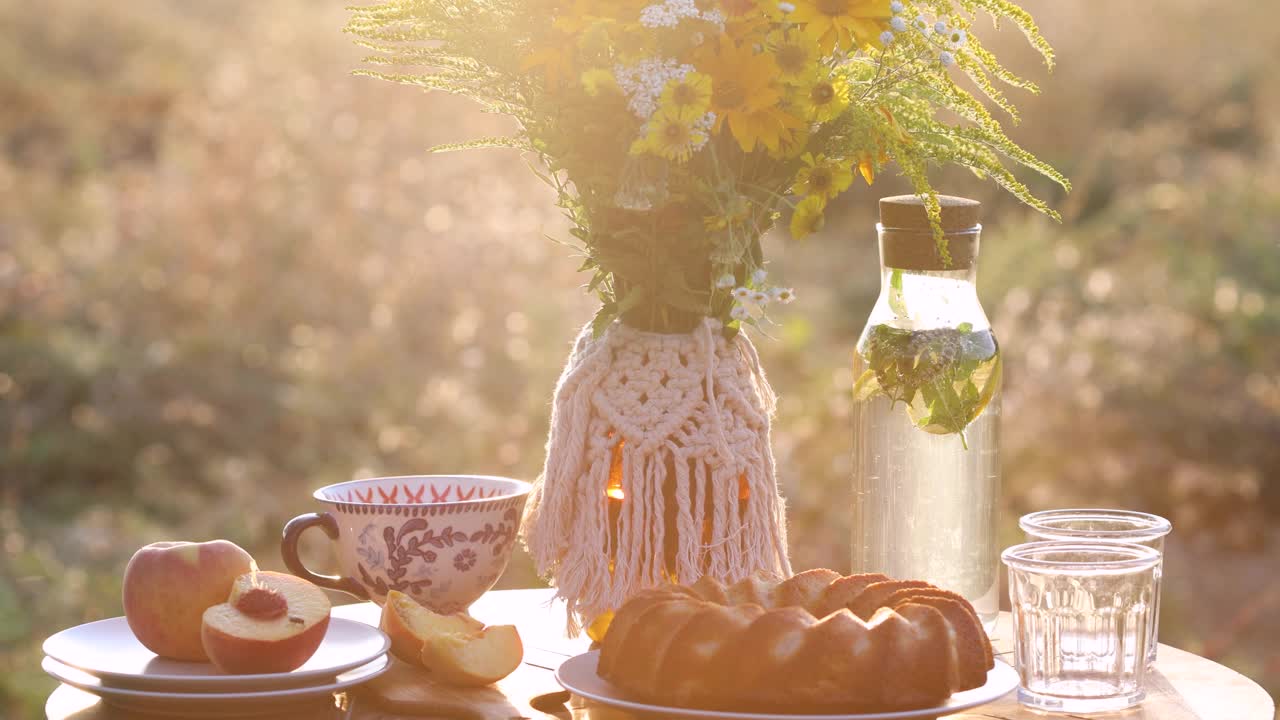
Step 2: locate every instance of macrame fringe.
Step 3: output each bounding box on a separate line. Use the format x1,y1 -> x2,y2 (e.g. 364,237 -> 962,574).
521,319 -> 792,633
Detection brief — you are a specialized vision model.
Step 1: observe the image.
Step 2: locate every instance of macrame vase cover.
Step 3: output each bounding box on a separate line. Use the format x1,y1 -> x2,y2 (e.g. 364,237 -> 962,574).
522,318 -> 793,632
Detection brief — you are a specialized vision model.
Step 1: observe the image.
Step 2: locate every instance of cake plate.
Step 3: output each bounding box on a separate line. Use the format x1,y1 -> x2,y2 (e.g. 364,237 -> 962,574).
555,650 -> 1020,720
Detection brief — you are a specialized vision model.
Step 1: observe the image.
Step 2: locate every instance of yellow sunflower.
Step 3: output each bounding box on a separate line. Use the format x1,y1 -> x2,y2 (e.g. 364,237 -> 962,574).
631,106 -> 707,163
790,0 -> 893,53
658,72 -> 712,115
790,195 -> 827,239
768,29 -> 822,81
701,37 -> 801,153
792,153 -> 855,201
794,68 -> 851,122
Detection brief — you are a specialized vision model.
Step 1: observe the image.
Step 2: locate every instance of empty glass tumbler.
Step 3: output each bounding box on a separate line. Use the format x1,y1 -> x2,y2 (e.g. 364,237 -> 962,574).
1020,508 -> 1171,664
1002,541 -> 1161,714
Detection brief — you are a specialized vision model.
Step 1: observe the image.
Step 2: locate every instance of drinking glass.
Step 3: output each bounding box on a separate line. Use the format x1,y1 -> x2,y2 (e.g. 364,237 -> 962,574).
1002,541 -> 1161,714
1020,508 -> 1171,663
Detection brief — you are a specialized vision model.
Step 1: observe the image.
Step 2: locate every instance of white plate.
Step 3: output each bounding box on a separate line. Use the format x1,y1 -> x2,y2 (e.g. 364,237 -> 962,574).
555,650 -> 1020,720
42,616 -> 389,692
43,654 -> 388,718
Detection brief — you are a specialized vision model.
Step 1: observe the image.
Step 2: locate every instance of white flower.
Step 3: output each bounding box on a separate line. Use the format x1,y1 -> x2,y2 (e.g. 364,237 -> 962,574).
730,305 -> 751,321
890,16 -> 907,32
939,51 -> 955,67
948,29 -> 967,47
772,287 -> 796,304
640,0 -> 702,28
639,4 -> 676,27
880,30 -> 895,45
716,273 -> 737,289
750,290 -> 770,305
732,287 -> 752,301
751,268 -> 768,285
614,58 -> 695,119
914,16 -> 929,31
778,1 -> 796,12
890,0 -> 903,13
694,111 -> 716,131
934,21 -> 948,34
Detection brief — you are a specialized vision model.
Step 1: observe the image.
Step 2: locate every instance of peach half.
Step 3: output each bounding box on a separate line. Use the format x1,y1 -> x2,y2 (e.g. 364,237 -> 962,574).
200,571 -> 331,674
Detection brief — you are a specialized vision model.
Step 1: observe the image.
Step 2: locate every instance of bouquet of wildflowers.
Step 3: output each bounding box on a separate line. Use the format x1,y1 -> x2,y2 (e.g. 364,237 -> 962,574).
348,0 -> 1068,334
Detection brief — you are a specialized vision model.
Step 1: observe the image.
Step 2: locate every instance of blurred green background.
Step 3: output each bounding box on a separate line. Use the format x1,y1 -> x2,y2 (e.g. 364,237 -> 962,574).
2,0 -> 1278,717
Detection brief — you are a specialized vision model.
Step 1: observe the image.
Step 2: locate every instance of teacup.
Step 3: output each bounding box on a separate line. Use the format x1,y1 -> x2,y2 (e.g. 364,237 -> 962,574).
281,475 -> 530,613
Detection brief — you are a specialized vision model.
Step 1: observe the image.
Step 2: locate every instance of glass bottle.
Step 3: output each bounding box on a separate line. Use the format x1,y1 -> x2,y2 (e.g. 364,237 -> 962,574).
851,195 -> 1002,629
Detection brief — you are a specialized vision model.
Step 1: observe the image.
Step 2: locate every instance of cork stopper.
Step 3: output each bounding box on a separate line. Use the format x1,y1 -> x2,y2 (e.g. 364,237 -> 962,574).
877,194 -> 982,270
879,194 -> 981,231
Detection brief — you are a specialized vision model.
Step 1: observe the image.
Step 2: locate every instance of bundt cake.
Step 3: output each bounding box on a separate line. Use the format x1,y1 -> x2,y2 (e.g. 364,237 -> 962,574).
596,569 -> 994,712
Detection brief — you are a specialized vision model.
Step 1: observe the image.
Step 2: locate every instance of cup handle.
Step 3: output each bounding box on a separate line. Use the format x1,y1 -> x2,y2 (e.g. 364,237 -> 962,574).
280,512 -> 369,600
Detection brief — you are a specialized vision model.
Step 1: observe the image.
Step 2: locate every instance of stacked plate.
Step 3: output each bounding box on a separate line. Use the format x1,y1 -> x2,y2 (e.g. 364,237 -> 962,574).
42,616 -> 390,718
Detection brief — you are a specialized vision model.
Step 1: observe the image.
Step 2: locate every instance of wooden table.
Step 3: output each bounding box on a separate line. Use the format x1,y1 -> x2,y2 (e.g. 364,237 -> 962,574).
47,588 -> 1276,720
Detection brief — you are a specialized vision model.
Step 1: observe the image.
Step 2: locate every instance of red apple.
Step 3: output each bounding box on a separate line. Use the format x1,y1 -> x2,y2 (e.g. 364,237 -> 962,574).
201,571 -> 331,674
122,540 -> 255,661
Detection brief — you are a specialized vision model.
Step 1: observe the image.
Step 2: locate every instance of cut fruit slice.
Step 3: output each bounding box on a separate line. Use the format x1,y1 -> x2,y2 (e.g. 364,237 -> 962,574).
200,571 -> 330,674
420,624 -> 523,687
379,590 -> 484,663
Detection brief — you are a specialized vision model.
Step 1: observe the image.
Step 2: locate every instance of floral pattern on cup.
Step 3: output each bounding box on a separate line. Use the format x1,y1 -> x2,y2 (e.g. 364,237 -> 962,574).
353,509 -> 518,601
453,548 -> 478,572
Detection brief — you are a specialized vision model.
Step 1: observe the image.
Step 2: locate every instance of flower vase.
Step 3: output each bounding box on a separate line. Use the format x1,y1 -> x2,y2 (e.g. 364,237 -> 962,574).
521,318 -> 792,632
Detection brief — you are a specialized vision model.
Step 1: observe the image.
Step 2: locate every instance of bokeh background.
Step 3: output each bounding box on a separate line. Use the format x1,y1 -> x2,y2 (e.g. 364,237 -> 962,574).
2,0 -> 1278,716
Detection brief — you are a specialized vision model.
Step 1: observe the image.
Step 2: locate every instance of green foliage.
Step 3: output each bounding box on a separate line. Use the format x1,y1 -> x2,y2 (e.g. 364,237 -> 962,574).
854,323 -> 1001,446
345,0 -> 1067,332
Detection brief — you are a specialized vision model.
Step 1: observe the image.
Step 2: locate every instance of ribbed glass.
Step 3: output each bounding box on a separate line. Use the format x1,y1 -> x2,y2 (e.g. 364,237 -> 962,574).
1020,509 -> 1171,664
1002,541 -> 1161,713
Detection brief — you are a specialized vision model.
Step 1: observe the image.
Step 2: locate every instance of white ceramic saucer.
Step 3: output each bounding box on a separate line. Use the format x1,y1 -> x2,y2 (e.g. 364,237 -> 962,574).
43,654 -> 389,718
43,616 -> 389,692
555,650 -> 1020,720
